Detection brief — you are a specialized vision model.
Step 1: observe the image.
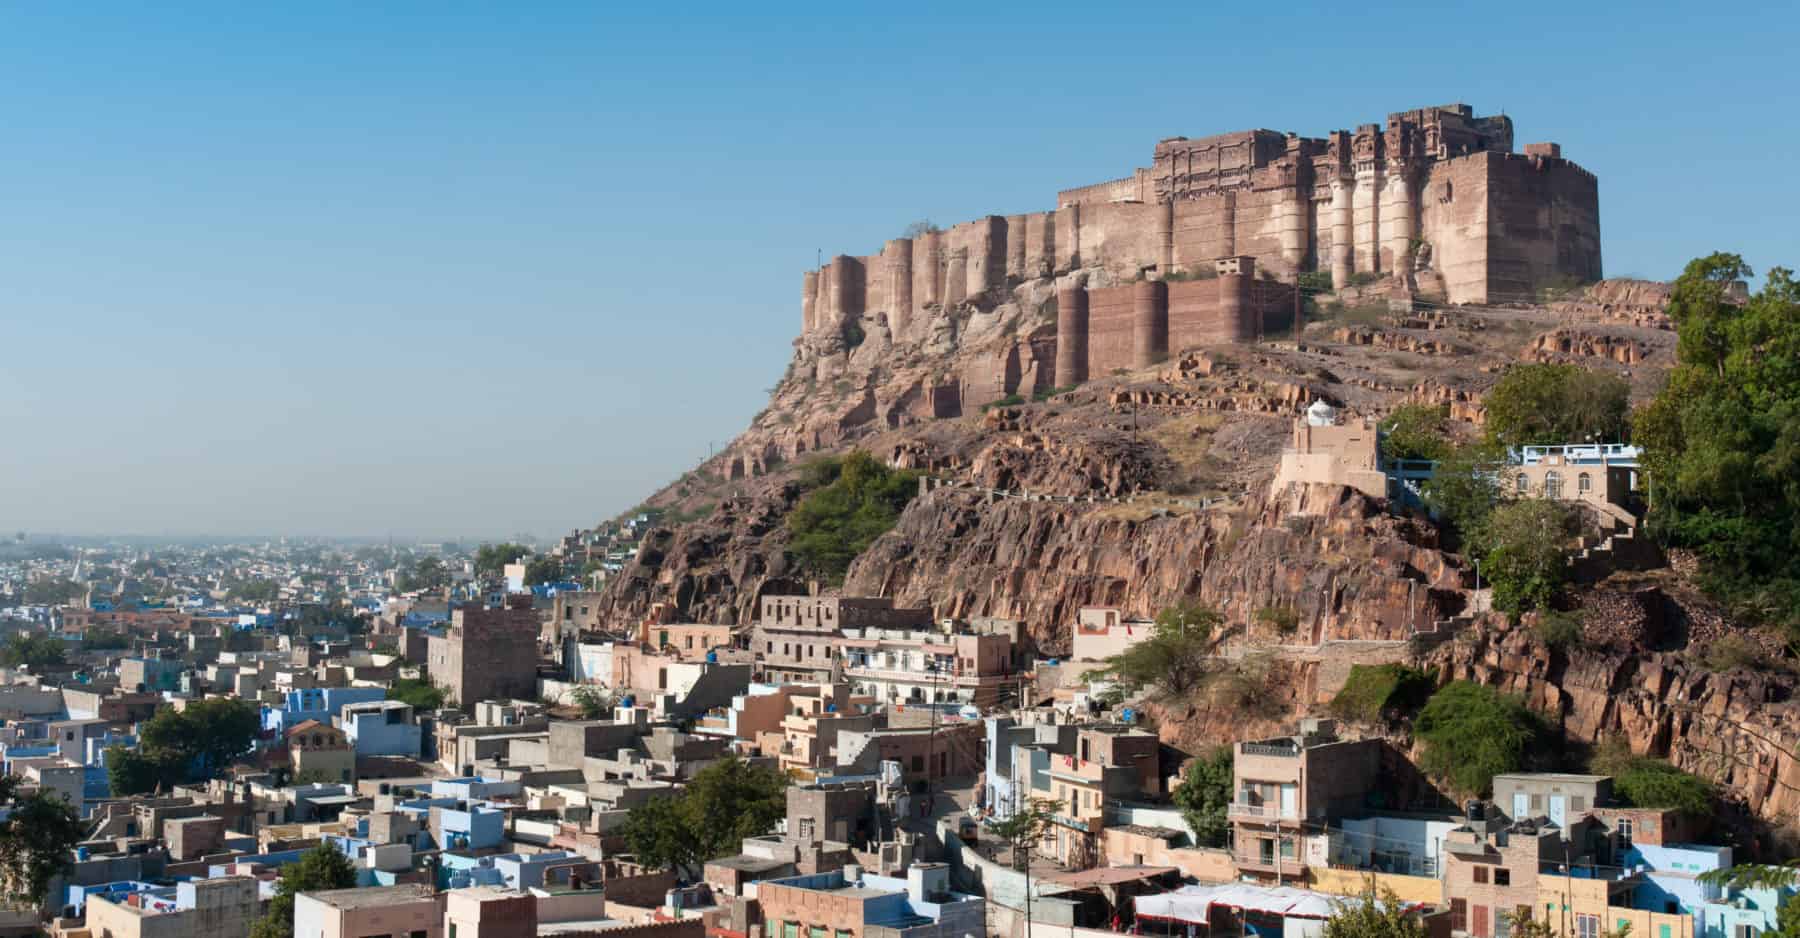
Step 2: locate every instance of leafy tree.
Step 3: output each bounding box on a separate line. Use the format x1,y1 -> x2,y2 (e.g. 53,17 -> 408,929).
524,555 -> 565,586
1330,664 -> 1436,726
1589,739 -> 1714,818
1099,602 -> 1222,697
1421,442 -> 1507,552
1634,254 -> 1800,640
0,774 -> 85,906
21,577 -> 83,606
395,555 -> 449,592
131,698 -> 261,786
1171,746 -> 1233,848
1481,500 -> 1580,615
80,628 -> 131,651
1381,403 -> 1455,463
1415,681 -> 1549,796
474,543 -> 530,579
619,755 -> 786,871
0,634 -> 66,670
1321,885 -> 1428,938
571,685 -> 614,720
786,451 -> 919,584
250,843 -> 358,938
105,745 -> 171,796
1484,363 -> 1631,448
388,677 -> 447,711
987,798 -> 1057,871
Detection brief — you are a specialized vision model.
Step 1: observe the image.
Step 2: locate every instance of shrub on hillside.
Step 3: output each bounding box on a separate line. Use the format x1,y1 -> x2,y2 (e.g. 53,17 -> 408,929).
1483,362 -> 1630,448
1415,681 -> 1550,796
1329,664 -> 1436,726
786,451 -> 919,585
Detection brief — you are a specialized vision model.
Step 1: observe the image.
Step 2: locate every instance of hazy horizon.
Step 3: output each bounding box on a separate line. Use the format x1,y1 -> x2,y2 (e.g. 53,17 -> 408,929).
3,2 -> 1795,539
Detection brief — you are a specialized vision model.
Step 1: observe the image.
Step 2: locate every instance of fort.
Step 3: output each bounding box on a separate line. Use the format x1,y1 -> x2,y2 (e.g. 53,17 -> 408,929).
799,103 -> 1600,383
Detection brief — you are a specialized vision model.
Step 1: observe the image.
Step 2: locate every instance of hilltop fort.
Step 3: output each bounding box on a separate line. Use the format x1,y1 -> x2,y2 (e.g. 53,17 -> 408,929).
799,103 -> 1599,391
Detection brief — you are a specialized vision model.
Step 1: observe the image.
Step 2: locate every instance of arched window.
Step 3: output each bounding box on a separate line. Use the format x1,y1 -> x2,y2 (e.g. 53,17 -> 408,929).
1544,470 -> 1563,500
1578,473 -> 1592,493
1516,473 -> 1530,495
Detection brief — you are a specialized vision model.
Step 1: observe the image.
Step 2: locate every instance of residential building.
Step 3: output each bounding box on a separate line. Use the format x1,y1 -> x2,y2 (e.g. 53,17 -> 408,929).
753,596 -> 932,684
287,720 -> 357,785
756,863 -> 983,938
428,597 -> 540,707
1012,723 -> 1162,869
1493,774 -> 1614,828
292,884 -> 442,938
1229,720 -> 1382,881
840,626 -> 1016,706
261,686 -> 389,735
339,700 -> 422,758
1071,608 -> 1156,662
82,877 -> 260,938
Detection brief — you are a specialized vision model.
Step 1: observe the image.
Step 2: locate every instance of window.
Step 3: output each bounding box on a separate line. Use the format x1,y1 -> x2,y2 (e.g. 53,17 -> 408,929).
1516,473 -> 1530,494
1494,868 -> 1510,886
1577,913 -> 1600,938
1474,866 -> 1489,884
912,755 -> 924,771
810,926 -> 827,938
1617,817 -> 1633,847
782,923 -> 799,938
1545,471 -> 1563,499
411,931 -> 428,938
1578,473 -> 1592,493
449,927 -> 459,938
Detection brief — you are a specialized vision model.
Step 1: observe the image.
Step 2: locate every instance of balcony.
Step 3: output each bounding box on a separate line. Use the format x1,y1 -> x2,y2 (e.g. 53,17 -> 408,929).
1233,851 -> 1307,878
1227,800 -> 1300,823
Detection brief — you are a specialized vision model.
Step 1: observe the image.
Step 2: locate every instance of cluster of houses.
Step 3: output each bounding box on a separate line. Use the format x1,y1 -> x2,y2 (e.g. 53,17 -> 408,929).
0,572 -> 1788,938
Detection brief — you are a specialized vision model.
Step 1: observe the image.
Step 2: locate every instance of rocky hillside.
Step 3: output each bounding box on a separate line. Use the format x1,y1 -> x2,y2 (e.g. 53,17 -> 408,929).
589,269 -> 1800,831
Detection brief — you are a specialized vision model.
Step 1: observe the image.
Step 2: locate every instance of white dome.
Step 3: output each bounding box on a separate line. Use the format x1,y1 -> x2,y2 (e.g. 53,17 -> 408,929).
1305,400 -> 1337,426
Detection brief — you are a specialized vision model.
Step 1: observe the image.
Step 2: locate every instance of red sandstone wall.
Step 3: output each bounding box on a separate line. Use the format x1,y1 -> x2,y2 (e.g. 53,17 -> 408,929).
1231,185 -> 1291,275
1057,171 -> 1149,208
1420,157 -> 1493,303
1170,196 -> 1236,273
1085,284 -> 1137,376
1075,201 -> 1161,280
1167,279 -> 1226,349
1485,152 -> 1602,301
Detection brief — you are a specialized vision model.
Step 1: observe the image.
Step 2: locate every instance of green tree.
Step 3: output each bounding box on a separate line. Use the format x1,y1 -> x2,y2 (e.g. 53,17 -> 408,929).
395,555 -> 449,592
619,755 -> 786,871
988,798 -> 1057,871
474,543 -> 530,579
1099,602 -> 1222,697
388,677 -> 447,711
524,555 -> 565,586
80,628 -> 131,650
133,698 -> 261,785
1321,885 -> 1428,938
226,577 -> 280,604
1381,403 -> 1455,463
1634,254 -> 1800,640
0,634 -> 66,670
570,685 -> 614,720
105,745 -> 172,796
1481,500 -> 1580,614
1415,681 -> 1549,796
0,774 -> 85,906
1171,746 -> 1233,848
250,843 -> 358,938
1484,363 -> 1631,448
21,577 -> 83,606
786,451 -> 920,584
1421,443 -> 1506,552
1329,664 -> 1436,726
1589,738 -> 1714,819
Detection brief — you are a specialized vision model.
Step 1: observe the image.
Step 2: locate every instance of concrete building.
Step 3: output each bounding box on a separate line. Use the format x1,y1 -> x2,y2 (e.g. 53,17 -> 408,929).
1009,722 -> 1162,869
428,597 -> 540,707
82,877 -> 260,938
338,700 -> 423,758
1070,608 -> 1157,662
287,720 -> 357,785
753,596 -> 932,684
757,863 -> 983,938
1230,720 -> 1383,881
292,883 -> 442,938
840,625 -> 1016,707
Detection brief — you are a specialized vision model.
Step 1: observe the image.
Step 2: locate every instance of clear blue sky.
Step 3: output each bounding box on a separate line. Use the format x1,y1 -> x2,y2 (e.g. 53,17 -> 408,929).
1,2 -> 1793,540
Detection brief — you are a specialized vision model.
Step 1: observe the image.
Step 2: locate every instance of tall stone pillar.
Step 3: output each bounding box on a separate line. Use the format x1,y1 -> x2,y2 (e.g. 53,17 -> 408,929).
1005,214 -> 1028,282
1383,164 -> 1415,279
1054,285 -> 1089,387
801,270 -> 820,335
830,255 -> 863,318
1132,278 -> 1169,369
1353,168 -> 1382,274
945,249 -> 968,308
886,238 -> 914,334
1329,179 -> 1353,289
1216,256 -> 1256,342
1156,201 -> 1175,274
1279,189 -> 1308,276
919,230 -> 943,308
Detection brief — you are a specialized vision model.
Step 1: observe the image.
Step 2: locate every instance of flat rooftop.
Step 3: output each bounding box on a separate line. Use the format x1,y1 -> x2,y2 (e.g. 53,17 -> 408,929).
306,883 -> 436,909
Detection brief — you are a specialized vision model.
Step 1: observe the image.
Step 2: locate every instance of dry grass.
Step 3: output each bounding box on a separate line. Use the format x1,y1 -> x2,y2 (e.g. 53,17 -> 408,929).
1150,413 -> 1227,488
